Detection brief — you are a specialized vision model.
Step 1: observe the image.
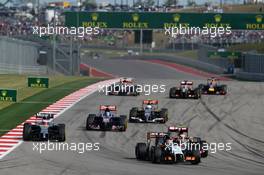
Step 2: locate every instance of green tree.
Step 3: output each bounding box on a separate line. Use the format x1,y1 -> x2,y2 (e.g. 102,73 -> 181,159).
83,0 -> 97,10
144,0 -> 155,7
134,0 -> 144,7
164,0 -> 178,7
187,0 -> 196,6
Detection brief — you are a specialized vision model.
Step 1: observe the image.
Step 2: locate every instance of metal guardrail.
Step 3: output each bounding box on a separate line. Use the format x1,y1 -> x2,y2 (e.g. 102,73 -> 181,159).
236,71 -> 264,81
0,63 -> 47,75
236,52 -> 264,80
0,36 -> 40,66
198,44 -> 264,80
242,53 -> 264,74
197,44 -> 231,70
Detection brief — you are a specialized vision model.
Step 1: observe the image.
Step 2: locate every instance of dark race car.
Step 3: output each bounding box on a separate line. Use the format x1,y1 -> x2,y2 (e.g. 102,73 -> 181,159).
129,100 -> 168,123
199,77 -> 227,95
168,126 -> 208,158
23,112 -> 65,142
135,132 -> 201,164
169,80 -> 201,99
86,105 -> 127,131
108,78 -> 140,96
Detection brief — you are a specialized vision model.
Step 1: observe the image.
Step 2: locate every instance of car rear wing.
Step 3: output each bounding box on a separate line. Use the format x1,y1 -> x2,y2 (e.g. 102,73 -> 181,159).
143,100 -> 158,105
35,112 -> 54,119
100,105 -> 117,111
120,78 -> 133,83
147,132 -> 168,140
168,126 -> 188,133
207,77 -> 219,81
180,81 -> 193,85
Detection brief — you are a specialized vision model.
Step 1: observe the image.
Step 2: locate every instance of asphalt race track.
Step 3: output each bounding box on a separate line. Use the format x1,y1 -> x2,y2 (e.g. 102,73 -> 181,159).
1,57 -> 264,175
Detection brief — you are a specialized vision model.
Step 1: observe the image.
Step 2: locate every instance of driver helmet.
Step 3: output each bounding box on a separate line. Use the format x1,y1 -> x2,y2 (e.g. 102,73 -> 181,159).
105,111 -> 111,117
166,139 -> 173,145
179,132 -> 187,141
145,105 -> 152,110
104,108 -> 111,117
164,135 -> 172,145
105,112 -> 110,117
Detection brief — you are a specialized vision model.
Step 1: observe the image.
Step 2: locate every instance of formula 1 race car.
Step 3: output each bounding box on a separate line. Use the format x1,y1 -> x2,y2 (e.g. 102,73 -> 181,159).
23,113 -> 65,142
135,132 -> 201,164
198,77 -> 227,95
129,100 -> 168,123
169,80 -> 201,99
108,78 -> 140,96
86,105 -> 127,131
168,126 -> 208,158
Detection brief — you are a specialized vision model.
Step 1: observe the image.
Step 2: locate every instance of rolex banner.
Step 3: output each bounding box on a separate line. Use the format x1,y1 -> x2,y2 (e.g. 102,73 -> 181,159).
0,89 -> 17,102
65,12 -> 264,30
28,77 -> 49,88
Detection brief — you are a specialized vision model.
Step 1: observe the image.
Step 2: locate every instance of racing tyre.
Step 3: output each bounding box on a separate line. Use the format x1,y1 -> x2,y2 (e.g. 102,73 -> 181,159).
120,115 -> 127,131
201,140 -> 208,158
152,146 -> 162,163
135,143 -> 147,160
129,107 -> 138,123
169,88 -> 176,98
190,148 -> 201,165
23,123 -> 31,141
132,85 -> 140,96
86,114 -> 96,130
148,146 -> 155,161
198,84 -> 206,94
221,85 -> 227,95
58,124 -> 65,142
160,108 -> 168,123
194,89 -> 201,99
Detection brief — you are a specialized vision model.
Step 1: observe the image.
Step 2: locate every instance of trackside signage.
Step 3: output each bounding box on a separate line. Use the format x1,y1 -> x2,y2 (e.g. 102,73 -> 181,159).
28,77 -> 49,88
64,12 -> 264,30
0,89 -> 17,102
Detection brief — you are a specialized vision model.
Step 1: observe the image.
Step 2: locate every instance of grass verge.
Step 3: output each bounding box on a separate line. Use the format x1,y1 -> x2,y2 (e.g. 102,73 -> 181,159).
0,75 -> 96,110
0,77 -> 101,136
174,50 -> 198,59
